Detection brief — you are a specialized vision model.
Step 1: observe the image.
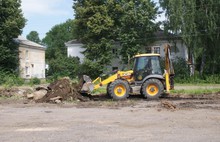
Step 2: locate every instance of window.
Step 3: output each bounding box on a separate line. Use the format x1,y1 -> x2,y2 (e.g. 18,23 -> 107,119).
25,67 -> 28,74
152,46 -> 160,54
145,46 -> 160,54
25,50 -> 29,60
145,47 -> 151,53
112,67 -> 118,71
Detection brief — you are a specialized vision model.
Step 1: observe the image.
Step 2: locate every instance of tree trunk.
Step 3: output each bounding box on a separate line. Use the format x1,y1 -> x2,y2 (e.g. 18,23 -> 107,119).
200,46 -> 206,76
190,53 -> 195,76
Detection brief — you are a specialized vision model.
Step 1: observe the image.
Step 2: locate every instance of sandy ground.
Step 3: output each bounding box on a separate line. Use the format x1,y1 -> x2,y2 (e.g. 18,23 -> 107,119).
0,91 -> 220,142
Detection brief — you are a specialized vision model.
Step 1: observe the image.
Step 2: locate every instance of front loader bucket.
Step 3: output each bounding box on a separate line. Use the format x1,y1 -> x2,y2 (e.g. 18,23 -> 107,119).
80,75 -> 94,93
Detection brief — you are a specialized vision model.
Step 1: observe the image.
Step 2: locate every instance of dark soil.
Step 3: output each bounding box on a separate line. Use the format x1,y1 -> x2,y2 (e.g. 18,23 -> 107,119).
36,77 -> 89,103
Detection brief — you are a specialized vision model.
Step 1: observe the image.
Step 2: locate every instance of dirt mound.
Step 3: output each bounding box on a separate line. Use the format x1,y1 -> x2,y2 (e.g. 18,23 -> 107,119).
35,77 -> 89,103
161,100 -> 177,110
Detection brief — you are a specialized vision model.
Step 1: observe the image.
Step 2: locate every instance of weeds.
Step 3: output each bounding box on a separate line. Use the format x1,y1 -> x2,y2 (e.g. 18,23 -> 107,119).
91,86 -> 106,94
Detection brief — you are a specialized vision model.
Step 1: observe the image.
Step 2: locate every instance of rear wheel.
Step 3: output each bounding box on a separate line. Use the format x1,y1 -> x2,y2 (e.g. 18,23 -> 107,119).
106,83 -> 112,97
108,80 -> 129,100
142,79 -> 164,99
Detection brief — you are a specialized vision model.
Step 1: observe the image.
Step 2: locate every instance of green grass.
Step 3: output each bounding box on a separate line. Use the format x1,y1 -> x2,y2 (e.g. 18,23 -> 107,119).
171,88 -> 220,95
175,83 -> 220,86
91,87 -> 106,95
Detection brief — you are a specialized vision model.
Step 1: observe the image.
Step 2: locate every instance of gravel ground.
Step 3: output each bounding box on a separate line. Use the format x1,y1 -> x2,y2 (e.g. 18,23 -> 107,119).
0,90 -> 220,142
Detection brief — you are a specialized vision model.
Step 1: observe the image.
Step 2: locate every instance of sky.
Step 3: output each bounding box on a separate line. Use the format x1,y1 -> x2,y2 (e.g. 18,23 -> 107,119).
21,0 -> 165,40
21,0 -> 74,39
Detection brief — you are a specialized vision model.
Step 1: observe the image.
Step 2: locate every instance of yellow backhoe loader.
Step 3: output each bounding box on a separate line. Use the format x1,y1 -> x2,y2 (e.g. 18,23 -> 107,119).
81,44 -> 175,100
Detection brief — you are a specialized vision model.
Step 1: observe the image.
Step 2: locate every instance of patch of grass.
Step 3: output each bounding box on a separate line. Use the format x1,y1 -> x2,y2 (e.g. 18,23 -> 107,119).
91,86 -> 106,95
175,83 -> 220,86
171,88 -> 220,95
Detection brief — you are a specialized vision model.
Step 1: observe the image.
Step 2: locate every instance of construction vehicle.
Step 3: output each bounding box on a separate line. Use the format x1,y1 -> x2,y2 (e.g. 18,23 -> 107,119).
81,44 -> 174,100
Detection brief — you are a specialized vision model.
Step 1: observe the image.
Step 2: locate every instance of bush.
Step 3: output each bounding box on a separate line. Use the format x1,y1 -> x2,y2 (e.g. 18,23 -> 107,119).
29,77 -> 41,85
79,59 -> 104,79
0,70 -> 24,87
161,57 -> 220,84
47,55 -> 80,80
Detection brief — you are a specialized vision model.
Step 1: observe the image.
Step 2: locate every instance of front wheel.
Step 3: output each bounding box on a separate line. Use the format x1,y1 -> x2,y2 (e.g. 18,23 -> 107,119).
108,80 -> 130,100
142,79 -> 164,99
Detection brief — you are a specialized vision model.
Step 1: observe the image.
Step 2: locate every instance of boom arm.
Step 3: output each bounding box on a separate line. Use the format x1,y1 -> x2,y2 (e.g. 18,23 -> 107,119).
164,44 -> 175,92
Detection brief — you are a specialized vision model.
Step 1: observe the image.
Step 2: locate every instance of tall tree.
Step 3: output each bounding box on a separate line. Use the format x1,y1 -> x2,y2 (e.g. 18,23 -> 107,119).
117,0 -> 158,62
42,19 -> 76,60
0,0 -> 26,72
160,0 -> 220,75
26,31 -> 41,44
73,0 -> 159,65
42,19 -> 79,78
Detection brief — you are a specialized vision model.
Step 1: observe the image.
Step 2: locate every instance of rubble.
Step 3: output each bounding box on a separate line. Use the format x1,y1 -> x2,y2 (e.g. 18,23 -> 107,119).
161,100 -> 177,110
33,77 -> 89,103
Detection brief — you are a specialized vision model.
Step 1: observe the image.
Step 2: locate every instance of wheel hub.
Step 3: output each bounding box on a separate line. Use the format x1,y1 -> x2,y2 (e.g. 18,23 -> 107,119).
117,88 -> 122,93
147,84 -> 159,96
150,87 -> 155,92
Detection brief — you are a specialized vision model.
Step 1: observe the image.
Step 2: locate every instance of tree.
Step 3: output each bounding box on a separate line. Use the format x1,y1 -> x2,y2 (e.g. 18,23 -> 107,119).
48,54 -> 80,80
116,0 -> 159,62
0,0 -> 26,72
26,31 -> 41,44
73,0 -> 159,65
42,19 -> 76,61
42,19 -> 78,78
159,0 -> 220,75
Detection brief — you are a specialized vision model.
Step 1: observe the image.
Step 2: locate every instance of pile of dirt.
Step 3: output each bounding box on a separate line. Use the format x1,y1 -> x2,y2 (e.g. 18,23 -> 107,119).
30,77 -> 89,103
161,100 -> 177,110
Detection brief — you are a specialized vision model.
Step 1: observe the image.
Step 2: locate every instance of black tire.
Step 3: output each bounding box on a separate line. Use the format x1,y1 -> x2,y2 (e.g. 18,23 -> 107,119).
108,80 -> 130,100
142,79 -> 164,99
106,83 -> 112,97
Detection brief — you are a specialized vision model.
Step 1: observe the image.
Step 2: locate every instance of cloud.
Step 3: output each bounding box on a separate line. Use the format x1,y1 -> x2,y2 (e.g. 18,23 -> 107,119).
21,0 -> 72,17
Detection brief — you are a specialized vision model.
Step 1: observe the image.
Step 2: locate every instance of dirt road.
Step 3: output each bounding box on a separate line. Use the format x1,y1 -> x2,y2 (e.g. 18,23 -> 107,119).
0,92 -> 220,142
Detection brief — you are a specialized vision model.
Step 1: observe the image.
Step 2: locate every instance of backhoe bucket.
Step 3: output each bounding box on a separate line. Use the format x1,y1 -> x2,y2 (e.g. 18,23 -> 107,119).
80,75 -> 94,93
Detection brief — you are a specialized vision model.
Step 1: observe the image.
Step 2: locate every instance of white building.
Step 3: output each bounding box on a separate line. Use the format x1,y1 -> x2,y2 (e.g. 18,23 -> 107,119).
17,36 -> 46,79
65,31 -> 188,71
65,40 -> 85,62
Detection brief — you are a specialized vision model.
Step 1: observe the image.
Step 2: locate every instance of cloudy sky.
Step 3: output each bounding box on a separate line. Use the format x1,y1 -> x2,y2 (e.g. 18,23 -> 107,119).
21,0 -> 74,39
21,0 -> 165,40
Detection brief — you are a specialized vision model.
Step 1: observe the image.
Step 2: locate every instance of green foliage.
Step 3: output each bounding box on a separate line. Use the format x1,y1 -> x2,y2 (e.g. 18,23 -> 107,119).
79,59 -> 103,79
73,0 -> 159,65
175,74 -> 220,84
26,31 -> 41,44
42,19 -> 78,80
0,70 -> 24,87
91,86 -> 106,95
29,77 -> 41,85
161,57 -> 220,84
47,54 -> 80,81
160,0 -> 220,75
0,0 -> 26,72
42,19 -> 77,61
117,0 -> 159,62
172,58 -> 190,80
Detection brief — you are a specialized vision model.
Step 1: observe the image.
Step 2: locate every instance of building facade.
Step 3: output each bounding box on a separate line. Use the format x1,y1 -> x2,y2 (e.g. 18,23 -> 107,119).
65,31 -> 188,72
17,36 -> 46,79
65,40 -> 85,63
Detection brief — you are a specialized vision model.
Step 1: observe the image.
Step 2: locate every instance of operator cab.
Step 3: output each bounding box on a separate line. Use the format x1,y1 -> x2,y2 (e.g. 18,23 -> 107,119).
133,54 -> 162,81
